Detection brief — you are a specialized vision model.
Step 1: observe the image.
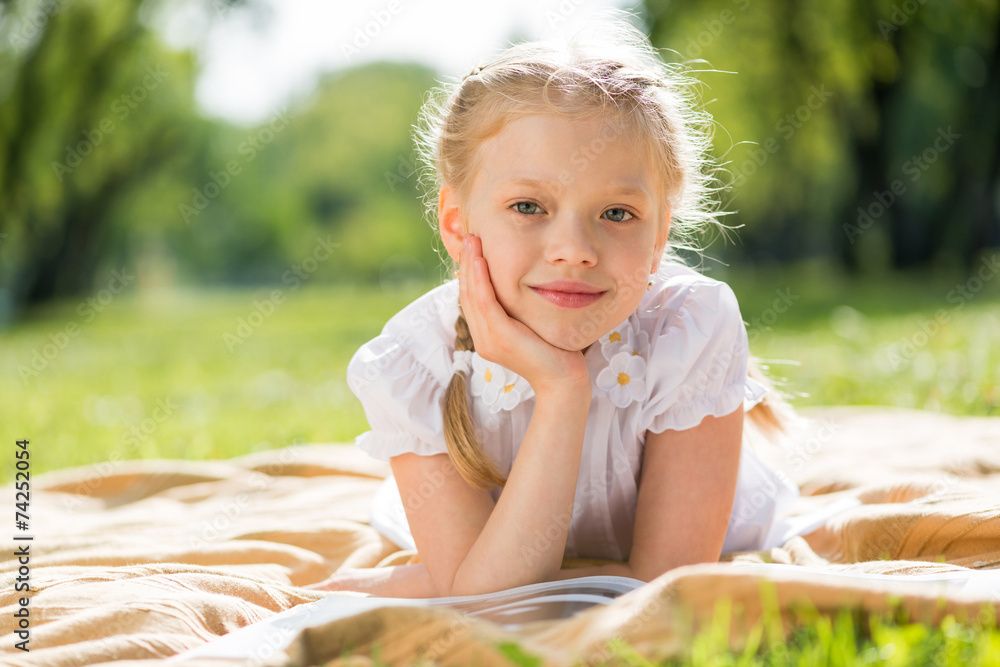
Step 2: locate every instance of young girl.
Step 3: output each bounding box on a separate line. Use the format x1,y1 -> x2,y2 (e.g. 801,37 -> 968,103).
309,18 -> 802,599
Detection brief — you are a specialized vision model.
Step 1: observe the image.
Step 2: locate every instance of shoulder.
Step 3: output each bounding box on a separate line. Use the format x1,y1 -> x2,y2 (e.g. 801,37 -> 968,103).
620,262 -> 749,433
347,280 -> 460,393
633,261 -> 742,339
346,281 -> 461,460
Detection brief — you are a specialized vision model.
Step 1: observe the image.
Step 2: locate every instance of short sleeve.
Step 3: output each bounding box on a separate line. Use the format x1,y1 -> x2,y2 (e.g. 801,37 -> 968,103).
347,334 -> 450,461
639,280 -> 749,434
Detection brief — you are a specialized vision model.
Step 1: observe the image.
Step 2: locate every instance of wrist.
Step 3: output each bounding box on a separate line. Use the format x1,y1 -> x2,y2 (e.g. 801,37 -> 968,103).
532,376 -> 592,405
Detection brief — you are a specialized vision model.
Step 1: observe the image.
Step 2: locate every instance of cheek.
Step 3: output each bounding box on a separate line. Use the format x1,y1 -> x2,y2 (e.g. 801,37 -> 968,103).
476,240 -> 517,302
616,241 -> 656,280
479,235 -> 522,279
611,249 -> 657,309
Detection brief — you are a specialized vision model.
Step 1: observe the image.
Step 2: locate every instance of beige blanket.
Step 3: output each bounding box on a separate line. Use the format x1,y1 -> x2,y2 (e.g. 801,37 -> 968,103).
2,406 -> 999,666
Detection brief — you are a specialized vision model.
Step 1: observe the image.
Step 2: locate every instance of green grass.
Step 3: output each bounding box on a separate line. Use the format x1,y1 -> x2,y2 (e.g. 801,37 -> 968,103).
672,603 -> 1000,667
357,601 -> 1000,666
608,606 -> 999,666
716,260 -> 1000,415
2,283 -> 406,477
2,263 -> 999,665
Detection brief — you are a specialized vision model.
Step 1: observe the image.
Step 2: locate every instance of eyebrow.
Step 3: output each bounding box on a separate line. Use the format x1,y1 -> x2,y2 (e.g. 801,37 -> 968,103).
499,177 -> 652,202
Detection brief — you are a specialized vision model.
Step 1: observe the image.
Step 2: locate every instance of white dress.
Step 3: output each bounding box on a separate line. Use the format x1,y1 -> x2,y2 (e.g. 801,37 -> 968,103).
347,261 -> 802,562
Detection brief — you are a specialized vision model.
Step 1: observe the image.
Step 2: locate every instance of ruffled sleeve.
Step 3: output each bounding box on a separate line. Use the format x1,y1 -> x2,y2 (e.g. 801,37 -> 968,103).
638,278 -> 749,434
347,333 -> 451,461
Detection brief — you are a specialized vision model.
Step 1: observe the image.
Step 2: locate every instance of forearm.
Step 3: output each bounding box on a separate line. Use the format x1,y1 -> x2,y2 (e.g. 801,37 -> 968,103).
307,563 -> 441,599
551,562 -> 638,581
337,560 -> 635,600
398,561 -> 636,598
451,387 -> 590,597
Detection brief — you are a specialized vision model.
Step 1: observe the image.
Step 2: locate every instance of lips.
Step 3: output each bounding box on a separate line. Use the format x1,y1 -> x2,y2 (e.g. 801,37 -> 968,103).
529,281 -> 607,308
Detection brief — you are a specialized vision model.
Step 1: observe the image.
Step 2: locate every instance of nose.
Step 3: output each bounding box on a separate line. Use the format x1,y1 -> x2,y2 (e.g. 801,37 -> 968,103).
543,211 -> 598,267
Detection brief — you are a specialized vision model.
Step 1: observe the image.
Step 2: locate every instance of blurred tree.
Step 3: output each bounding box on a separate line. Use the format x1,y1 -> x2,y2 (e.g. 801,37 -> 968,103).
161,61 -> 440,286
641,0 -> 999,271
17,0 -> 996,320
0,0 -> 208,317
0,0 -> 442,320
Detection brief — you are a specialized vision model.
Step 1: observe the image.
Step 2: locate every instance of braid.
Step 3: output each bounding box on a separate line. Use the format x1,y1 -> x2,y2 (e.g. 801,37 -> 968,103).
454,309 -> 474,353
442,309 -> 508,490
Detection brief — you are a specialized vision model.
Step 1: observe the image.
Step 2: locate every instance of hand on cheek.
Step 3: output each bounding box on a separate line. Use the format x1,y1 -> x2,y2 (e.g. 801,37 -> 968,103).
458,233 -> 590,395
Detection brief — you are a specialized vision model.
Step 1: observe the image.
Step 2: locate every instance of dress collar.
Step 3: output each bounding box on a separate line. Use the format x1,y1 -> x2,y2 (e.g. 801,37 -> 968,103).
463,314 -> 648,413
460,313 -> 768,416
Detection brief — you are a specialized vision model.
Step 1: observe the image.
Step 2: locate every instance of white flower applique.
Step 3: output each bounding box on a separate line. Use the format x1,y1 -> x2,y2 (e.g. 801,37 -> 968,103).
596,318 -> 649,408
597,351 -> 647,408
599,318 -> 649,361
469,354 -> 534,413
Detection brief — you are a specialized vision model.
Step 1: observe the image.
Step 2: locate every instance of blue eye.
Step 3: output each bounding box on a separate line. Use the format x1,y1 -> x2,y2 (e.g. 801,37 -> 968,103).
513,201 -> 540,215
603,208 -> 635,223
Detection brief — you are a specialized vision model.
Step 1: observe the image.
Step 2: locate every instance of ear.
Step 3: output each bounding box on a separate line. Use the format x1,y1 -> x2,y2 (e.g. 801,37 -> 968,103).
438,185 -> 467,264
650,210 -> 671,273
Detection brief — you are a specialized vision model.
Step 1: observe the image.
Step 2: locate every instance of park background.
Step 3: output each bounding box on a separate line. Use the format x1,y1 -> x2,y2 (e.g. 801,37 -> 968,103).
1,0 -> 999,480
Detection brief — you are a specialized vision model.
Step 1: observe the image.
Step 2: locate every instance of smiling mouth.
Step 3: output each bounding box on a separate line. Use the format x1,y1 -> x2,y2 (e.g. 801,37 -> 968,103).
529,283 -> 607,309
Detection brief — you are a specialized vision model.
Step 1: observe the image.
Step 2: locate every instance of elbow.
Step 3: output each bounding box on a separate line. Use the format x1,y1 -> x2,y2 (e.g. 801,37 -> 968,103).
446,558 -> 567,597
448,560 -> 509,597
447,567 -> 525,598
628,556 -> 679,584
446,571 -> 480,598
630,555 -> 718,584
446,581 -> 506,598
625,562 -> 652,583
630,567 -> 657,584
436,565 -> 462,598
434,558 -> 487,598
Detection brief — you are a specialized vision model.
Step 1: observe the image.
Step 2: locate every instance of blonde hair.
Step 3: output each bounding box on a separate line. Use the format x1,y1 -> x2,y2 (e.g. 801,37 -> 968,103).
414,15 -> 792,491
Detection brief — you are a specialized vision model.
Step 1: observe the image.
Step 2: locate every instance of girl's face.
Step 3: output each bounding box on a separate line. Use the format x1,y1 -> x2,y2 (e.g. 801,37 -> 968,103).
440,113 -> 670,352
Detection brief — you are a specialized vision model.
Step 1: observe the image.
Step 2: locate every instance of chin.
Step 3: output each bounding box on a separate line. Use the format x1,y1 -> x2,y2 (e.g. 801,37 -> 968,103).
509,302 -> 618,353
534,320 -> 603,353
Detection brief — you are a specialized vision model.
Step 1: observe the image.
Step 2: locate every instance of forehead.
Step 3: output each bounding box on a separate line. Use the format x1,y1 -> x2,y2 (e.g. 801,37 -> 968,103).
473,113 -> 657,193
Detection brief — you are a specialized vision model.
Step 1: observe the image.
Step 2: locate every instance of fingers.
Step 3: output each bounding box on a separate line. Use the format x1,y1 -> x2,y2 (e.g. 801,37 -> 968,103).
466,236 -> 500,314
459,234 -> 487,345
458,234 -> 476,330
303,578 -> 339,591
456,234 -> 589,387
459,234 -> 508,358
303,568 -> 363,591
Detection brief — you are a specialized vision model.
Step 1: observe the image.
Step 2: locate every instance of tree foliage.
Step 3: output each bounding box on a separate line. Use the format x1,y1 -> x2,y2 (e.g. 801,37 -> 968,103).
0,0 -> 202,312
1,0 -> 997,323
642,0 -> 1000,270
0,0 -> 438,322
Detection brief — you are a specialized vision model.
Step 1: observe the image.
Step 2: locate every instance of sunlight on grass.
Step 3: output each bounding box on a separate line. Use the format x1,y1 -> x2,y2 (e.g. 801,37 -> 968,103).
1,283 -> 424,478
357,603 -> 1000,666
718,261 -> 1000,415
